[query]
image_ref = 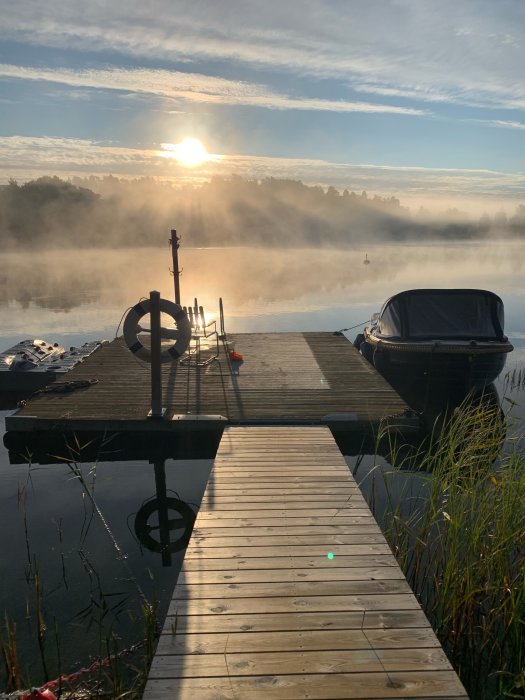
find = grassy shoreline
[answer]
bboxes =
[368,397,525,698]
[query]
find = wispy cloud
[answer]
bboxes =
[482,119,525,131]
[0,135,156,172]
[352,83,454,104]
[1,0,524,110]
[0,63,424,115]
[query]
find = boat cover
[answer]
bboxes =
[373,289,506,341]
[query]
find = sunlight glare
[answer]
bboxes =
[161,138,210,167]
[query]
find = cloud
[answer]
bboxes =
[482,119,525,131]
[352,83,454,104]
[2,134,524,213]
[0,63,424,115]
[0,135,158,173]
[1,0,524,110]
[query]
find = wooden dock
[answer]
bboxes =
[143,426,467,700]
[4,333,418,448]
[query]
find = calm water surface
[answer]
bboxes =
[1,242,524,686]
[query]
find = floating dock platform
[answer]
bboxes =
[4,332,419,457]
[143,426,467,699]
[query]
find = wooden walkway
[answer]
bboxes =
[5,333,418,439]
[143,426,467,700]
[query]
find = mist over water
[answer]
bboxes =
[1,241,525,339]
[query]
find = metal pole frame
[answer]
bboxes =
[169,229,181,306]
[148,290,166,418]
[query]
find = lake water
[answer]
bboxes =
[1,242,524,689]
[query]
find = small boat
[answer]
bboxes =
[0,338,106,391]
[355,289,513,391]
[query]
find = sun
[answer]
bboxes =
[161,137,209,167]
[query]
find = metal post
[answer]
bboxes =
[169,229,181,305]
[149,290,165,418]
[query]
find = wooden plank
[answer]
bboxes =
[198,494,363,504]
[211,461,348,466]
[193,509,374,518]
[184,544,393,557]
[188,533,387,547]
[143,671,466,699]
[163,609,433,635]
[144,426,467,700]
[192,524,382,537]
[155,626,442,655]
[187,515,379,527]
[204,474,359,482]
[179,555,401,571]
[169,593,421,616]
[196,500,370,511]
[173,579,411,600]
[199,487,360,494]
[197,501,369,512]
[148,647,454,677]
[176,566,405,584]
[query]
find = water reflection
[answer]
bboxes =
[504,366,525,393]
[134,460,197,567]
[381,368,504,433]
[4,429,222,464]
[380,378,506,472]
[0,434,212,687]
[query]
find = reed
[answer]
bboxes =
[1,586,159,698]
[1,444,162,698]
[370,396,525,698]
[0,612,23,692]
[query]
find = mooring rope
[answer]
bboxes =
[0,641,144,699]
[334,319,371,334]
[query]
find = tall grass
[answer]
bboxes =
[373,397,525,698]
[1,554,160,699]
[1,443,162,698]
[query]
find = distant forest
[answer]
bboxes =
[1,175,524,248]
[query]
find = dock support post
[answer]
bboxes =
[149,290,165,418]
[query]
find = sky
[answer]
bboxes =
[0,0,524,214]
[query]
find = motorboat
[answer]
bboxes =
[355,289,513,391]
[0,338,105,391]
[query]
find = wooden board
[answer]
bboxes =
[144,673,468,699]
[143,426,467,699]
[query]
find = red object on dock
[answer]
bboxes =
[228,349,243,361]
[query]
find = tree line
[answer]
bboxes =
[0,175,524,248]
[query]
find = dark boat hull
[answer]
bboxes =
[360,338,509,391]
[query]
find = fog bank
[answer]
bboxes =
[2,176,524,250]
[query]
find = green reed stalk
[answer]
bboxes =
[373,396,525,698]
[1,439,162,699]
[33,561,50,682]
[0,613,23,691]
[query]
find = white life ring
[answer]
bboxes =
[123,299,191,363]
